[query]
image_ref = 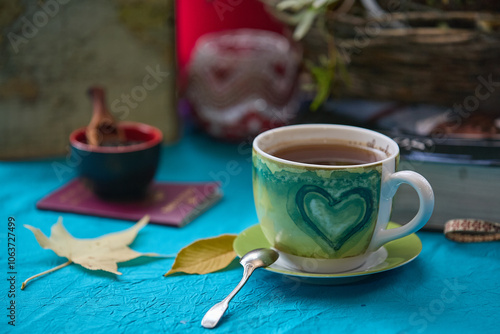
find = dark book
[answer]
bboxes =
[37,179,222,227]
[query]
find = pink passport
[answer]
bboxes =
[36,179,222,227]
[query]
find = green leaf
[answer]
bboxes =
[164,235,237,276]
[293,9,317,40]
[309,64,334,110]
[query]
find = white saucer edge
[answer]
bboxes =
[269,247,389,276]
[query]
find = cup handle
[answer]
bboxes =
[368,170,434,252]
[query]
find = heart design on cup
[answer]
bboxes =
[288,185,373,254]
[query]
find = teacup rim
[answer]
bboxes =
[253,124,399,169]
[69,121,163,154]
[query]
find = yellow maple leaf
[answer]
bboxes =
[22,215,160,289]
[164,234,237,276]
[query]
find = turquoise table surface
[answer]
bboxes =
[1,126,499,334]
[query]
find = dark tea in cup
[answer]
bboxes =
[269,142,384,166]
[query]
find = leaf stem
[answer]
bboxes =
[21,260,72,290]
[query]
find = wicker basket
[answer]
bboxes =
[302,8,500,107]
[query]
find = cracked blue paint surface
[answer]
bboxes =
[1,126,498,334]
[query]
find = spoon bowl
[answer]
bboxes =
[240,248,280,269]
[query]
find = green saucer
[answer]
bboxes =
[233,222,422,285]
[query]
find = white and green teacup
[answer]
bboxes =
[252,124,434,273]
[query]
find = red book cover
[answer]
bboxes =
[37,179,222,227]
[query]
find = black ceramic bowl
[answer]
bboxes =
[69,122,162,199]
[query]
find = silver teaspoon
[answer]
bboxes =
[201,248,279,329]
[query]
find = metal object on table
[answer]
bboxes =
[201,248,279,329]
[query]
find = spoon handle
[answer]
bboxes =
[201,264,255,329]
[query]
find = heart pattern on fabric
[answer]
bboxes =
[287,185,373,254]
